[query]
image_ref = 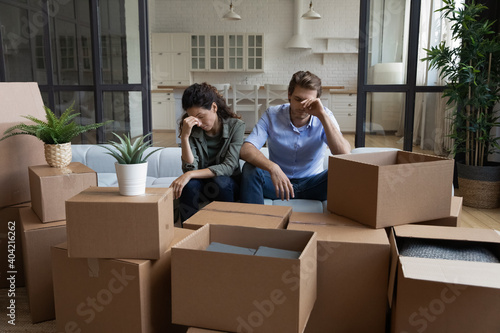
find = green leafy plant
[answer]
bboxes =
[101,132,162,164]
[422,0,500,166]
[0,102,111,144]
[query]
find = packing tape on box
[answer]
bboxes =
[87,258,100,277]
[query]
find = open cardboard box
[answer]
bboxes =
[287,223,390,333]
[327,151,454,228]
[0,82,46,208]
[388,224,500,332]
[52,227,193,333]
[183,201,292,230]
[172,224,317,333]
[29,162,97,222]
[66,187,174,259]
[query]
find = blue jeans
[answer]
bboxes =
[240,162,328,204]
[179,176,240,222]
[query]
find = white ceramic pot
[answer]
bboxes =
[115,161,148,196]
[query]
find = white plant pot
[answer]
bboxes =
[115,162,148,196]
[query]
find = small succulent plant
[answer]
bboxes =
[101,132,163,164]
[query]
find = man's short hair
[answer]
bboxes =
[288,71,322,98]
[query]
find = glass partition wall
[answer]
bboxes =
[0,0,150,143]
[356,0,461,155]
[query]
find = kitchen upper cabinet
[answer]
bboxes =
[192,33,264,72]
[151,33,190,87]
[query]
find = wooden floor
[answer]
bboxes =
[152,130,500,231]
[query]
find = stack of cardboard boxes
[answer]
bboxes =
[51,186,195,333]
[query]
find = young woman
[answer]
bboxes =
[170,82,245,222]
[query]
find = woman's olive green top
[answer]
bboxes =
[181,117,245,177]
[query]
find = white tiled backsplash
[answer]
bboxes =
[149,0,359,89]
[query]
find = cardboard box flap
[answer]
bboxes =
[388,228,400,307]
[202,201,292,218]
[394,225,500,244]
[184,210,286,229]
[396,150,450,164]
[400,256,500,289]
[66,186,171,204]
[289,212,366,228]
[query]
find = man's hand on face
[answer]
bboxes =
[300,98,325,118]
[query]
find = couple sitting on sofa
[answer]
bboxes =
[170,71,352,222]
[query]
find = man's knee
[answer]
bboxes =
[242,162,261,179]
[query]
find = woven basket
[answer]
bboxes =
[44,142,72,168]
[456,162,500,209]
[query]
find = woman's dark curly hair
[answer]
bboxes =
[178,82,240,137]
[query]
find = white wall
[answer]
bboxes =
[150,0,360,89]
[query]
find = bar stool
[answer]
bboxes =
[212,83,231,107]
[232,83,261,133]
[264,84,289,110]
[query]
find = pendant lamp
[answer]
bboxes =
[223,1,241,21]
[302,1,321,20]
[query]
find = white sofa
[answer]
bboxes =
[71,144,334,213]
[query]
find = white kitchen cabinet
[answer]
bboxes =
[191,33,264,72]
[151,33,190,87]
[330,93,356,132]
[152,92,175,130]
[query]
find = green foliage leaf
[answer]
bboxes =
[100,132,163,164]
[0,101,112,144]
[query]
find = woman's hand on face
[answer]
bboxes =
[169,172,192,199]
[181,116,200,138]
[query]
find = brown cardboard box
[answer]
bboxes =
[287,223,390,333]
[29,162,97,223]
[415,196,463,227]
[183,201,292,230]
[0,82,46,208]
[389,225,500,333]
[66,187,174,259]
[288,211,367,228]
[172,224,317,333]
[19,207,66,323]
[187,329,227,333]
[0,203,28,288]
[327,151,454,228]
[51,227,193,333]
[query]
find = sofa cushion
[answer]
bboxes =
[272,199,325,213]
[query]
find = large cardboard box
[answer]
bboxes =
[389,225,500,333]
[0,203,28,289]
[183,201,292,230]
[29,162,97,222]
[52,227,193,333]
[172,224,317,333]
[19,207,66,323]
[66,187,174,259]
[0,82,46,208]
[287,223,390,333]
[187,329,227,333]
[327,151,454,228]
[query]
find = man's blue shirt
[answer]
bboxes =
[245,104,342,179]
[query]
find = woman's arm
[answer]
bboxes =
[170,168,216,199]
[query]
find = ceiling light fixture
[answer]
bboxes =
[302,1,321,20]
[223,1,241,21]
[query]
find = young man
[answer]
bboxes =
[240,71,351,204]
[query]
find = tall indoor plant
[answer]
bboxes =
[0,102,110,168]
[423,0,500,208]
[101,132,162,196]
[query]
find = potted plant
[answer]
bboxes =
[423,0,500,208]
[101,132,162,196]
[0,102,110,168]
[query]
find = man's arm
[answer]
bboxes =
[240,142,295,200]
[317,111,351,155]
